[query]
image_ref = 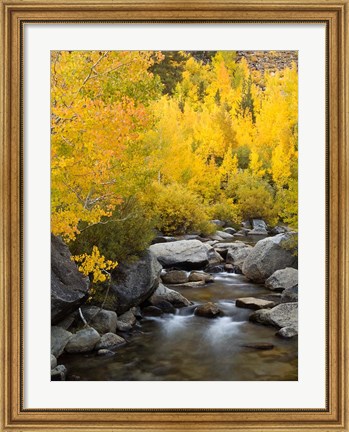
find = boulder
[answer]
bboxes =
[276,327,298,338]
[98,250,161,314]
[188,271,213,283]
[207,248,224,266]
[209,234,224,241]
[65,327,100,353]
[248,218,268,235]
[161,270,188,285]
[149,283,191,308]
[226,242,253,272]
[224,263,237,273]
[216,230,235,240]
[205,264,225,273]
[152,300,176,314]
[51,234,90,324]
[270,226,288,235]
[118,310,137,327]
[249,303,298,330]
[223,227,236,235]
[235,297,276,310]
[151,236,177,245]
[51,365,67,381]
[54,313,76,331]
[80,306,117,334]
[242,232,298,283]
[281,285,298,303]
[95,332,126,349]
[51,326,72,358]
[149,240,215,270]
[213,242,238,258]
[51,354,57,370]
[142,305,163,317]
[265,268,298,291]
[194,302,223,318]
[241,220,252,229]
[115,321,133,332]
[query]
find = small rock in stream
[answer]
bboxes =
[241,343,274,350]
[235,297,276,310]
[194,302,224,318]
[142,306,163,317]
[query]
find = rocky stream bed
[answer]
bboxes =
[51,219,298,381]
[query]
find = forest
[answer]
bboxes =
[51,50,298,279]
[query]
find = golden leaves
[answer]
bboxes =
[72,246,117,283]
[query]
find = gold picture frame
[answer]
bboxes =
[1,0,348,430]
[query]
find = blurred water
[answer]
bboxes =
[60,273,298,381]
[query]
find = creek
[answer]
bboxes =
[61,272,298,381]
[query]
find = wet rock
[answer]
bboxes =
[142,306,163,317]
[204,264,225,273]
[161,270,188,284]
[97,349,116,356]
[170,281,206,288]
[80,306,117,334]
[241,343,274,350]
[51,234,90,324]
[65,327,100,353]
[249,303,298,330]
[149,239,214,270]
[276,327,298,338]
[188,271,213,283]
[281,285,298,303]
[51,326,72,358]
[235,297,276,310]
[151,300,176,314]
[194,302,224,318]
[224,263,240,273]
[242,232,298,283]
[149,283,191,307]
[51,354,57,370]
[95,332,126,349]
[265,268,298,291]
[51,365,67,381]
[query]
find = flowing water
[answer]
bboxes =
[61,273,298,381]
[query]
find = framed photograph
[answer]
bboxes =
[1,0,348,431]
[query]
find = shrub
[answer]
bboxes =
[69,198,155,264]
[208,199,241,227]
[226,171,278,225]
[143,182,215,235]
